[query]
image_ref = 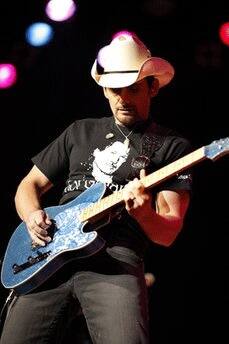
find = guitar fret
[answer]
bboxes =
[81,191,123,222]
[142,147,205,188]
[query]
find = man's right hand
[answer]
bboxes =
[25,209,52,246]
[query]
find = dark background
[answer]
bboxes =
[0,1,228,343]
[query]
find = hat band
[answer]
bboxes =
[102,70,138,75]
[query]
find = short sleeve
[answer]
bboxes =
[31,123,75,184]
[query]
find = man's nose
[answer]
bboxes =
[117,88,131,103]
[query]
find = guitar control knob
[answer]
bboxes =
[28,256,35,264]
[12,264,21,274]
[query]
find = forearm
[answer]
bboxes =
[137,210,183,247]
[15,179,43,221]
[123,170,189,246]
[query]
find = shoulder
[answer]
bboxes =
[152,122,191,146]
[69,115,113,130]
[146,122,192,164]
[145,122,191,154]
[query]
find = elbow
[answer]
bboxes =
[161,237,177,247]
[156,237,176,247]
[154,220,184,247]
[156,233,179,247]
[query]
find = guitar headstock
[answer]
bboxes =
[204,137,229,161]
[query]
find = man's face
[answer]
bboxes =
[93,142,129,175]
[103,78,154,126]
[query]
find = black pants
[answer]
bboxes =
[0,247,149,344]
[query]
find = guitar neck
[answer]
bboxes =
[80,147,205,222]
[142,147,205,188]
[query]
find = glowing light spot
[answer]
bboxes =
[219,22,229,47]
[0,64,17,89]
[45,0,77,22]
[25,22,54,47]
[112,31,133,40]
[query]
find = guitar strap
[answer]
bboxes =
[131,122,171,177]
[0,289,17,330]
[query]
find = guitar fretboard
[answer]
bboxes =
[80,147,205,222]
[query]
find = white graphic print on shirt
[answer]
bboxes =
[92,141,130,184]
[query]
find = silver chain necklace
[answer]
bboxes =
[114,122,135,147]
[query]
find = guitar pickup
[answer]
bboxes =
[12,251,51,274]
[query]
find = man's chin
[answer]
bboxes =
[116,112,138,126]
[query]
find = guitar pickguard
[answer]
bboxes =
[48,202,97,256]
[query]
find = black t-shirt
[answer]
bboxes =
[32,116,192,257]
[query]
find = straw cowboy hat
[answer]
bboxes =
[91,32,175,88]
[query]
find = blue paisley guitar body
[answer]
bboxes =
[1,183,107,295]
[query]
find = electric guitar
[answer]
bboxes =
[1,137,228,295]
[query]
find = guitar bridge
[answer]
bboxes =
[12,251,51,274]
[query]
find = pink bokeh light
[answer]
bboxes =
[112,30,133,40]
[0,64,17,89]
[45,0,77,22]
[219,22,229,47]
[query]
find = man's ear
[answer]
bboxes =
[151,78,159,97]
[103,87,109,99]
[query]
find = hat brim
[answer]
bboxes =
[91,57,175,88]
